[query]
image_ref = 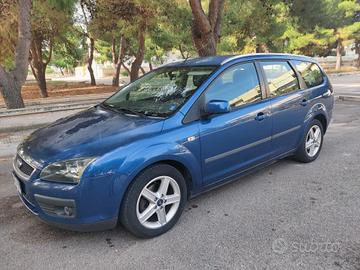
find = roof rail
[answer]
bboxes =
[220,53,309,65]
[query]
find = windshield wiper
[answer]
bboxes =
[114,108,146,116]
[101,103,165,118]
[101,103,143,116]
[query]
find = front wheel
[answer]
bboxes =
[120,164,187,238]
[294,119,324,163]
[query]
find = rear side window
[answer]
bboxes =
[293,61,324,88]
[260,61,300,97]
[205,62,262,108]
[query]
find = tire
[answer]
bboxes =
[294,119,324,163]
[120,164,187,238]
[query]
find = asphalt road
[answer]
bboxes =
[0,99,360,270]
[329,72,360,96]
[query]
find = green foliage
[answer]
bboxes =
[0,0,17,69]
[218,0,289,54]
[94,40,112,63]
[50,27,85,69]
[284,0,360,56]
[2,0,360,78]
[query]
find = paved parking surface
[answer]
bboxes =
[330,72,360,96]
[0,100,360,270]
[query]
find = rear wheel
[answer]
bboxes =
[120,164,187,238]
[294,119,324,163]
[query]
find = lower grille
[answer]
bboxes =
[13,154,35,180]
[16,155,34,175]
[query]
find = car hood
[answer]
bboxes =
[21,105,164,166]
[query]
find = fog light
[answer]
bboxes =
[64,206,73,216]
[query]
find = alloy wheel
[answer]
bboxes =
[136,176,181,229]
[305,125,322,157]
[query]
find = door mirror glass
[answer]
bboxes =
[204,100,230,115]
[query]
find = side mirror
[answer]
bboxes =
[204,100,230,116]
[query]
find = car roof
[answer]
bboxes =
[163,53,316,67]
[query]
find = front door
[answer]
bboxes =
[199,62,272,186]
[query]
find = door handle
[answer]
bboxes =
[300,99,308,106]
[322,89,332,97]
[255,112,266,121]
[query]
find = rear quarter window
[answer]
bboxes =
[293,61,324,88]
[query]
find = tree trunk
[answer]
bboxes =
[121,63,131,74]
[179,44,188,59]
[355,40,360,68]
[0,0,32,109]
[112,36,126,86]
[0,68,25,109]
[29,37,49,98]
[189,0,224,56]
[191,27,216,56]
[256,43,270,53]
[111,37,117,69]
[130,24,145,82]
[335,39,343,71]
[87,37,96,86]
[36,68,47,97]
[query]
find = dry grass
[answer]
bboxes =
[0,81,117,104]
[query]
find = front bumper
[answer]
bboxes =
[13,169,121,232]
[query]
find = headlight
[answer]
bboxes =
[40,157,96,184]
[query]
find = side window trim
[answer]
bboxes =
[254,61,269,99]
[258,59,302,99]
[288,60,307,89]
[182,60,265,124]
[291,60,325,89]
[203,61,264,110]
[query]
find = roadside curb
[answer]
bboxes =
[328,71,360,77]
[337,95,360,102]
[0,124,45,134]
[0,102,95,117]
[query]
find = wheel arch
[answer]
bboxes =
[305,102,329,134]
[117,153,199,214]
[313,113,328,133]
[154,160,193,199]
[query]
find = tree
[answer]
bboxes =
[29,0,76,97]
[89,0,137,86]
[94,0,165,82]
[287,0,360,70]
[152,1,195,59]
[79,0,97,85]
[217,0,288,54]
[0,0,32,109]
[111,35,126,86]
[281,24,336,56]
[50,27,85,75]
[335,21,360,69]
[354,0,360,67]
[332,1,360,70]
[189,0,225,56]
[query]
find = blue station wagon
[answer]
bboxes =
[13,54,334,237]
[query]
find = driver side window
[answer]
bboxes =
[205,63,262,108]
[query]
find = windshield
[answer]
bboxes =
[103,66,216,117]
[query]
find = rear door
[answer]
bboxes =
[259,60,308,156]
[199,62,273,186]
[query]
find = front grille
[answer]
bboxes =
[14,154,35,180]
